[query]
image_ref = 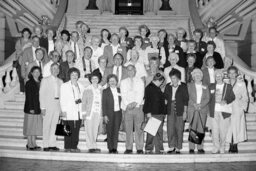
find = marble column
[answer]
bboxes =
[159,0,172,11]
[0,12,5,65]
[251,15,256,70]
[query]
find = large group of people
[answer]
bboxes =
[18,20,248,154]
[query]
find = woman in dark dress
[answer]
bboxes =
[23,66,43,150]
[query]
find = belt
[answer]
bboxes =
[54,97,59,100]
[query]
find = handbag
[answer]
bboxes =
[188,111,205,144]
[55,119,72,136]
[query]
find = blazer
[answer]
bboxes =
[164,82,189,116]
[24,78,41,114]
[60,81,85,120]
[58,61,70,82]
[40,37,56,53]
[202,67,215,86]
[81,85,102,117]
[101,66,128,86]
[196,41,207,55]
[209,83,235,118]
[102,87,122,117]
[187,83,210,123]
[144,82,166,115]
[39,76,63,113]
[103,44,127,67]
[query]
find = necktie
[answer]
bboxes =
[116,66,120,83]
[39,61,42,70]
[89,60,92,73]
[74,42,77,60]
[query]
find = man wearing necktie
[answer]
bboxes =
[70,31,82,61]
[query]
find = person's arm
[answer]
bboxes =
[120,80,129,110]
[160,47,166,67]
[200,86,210,108]
[180,67,186,83]
[39,78,47,115]
[143,86,152,114]
[134,80,145,107]
[25,82,35,113]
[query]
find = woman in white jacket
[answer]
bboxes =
[226,66,248,153]
[60,67,85,152]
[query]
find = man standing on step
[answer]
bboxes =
[40,63,63,152]
[120,65,145,154]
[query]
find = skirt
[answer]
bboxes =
[23,113,43,136]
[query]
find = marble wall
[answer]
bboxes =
[0,12,5,65]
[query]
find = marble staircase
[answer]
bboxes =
[65,12,190,36]
[0,93,256,163]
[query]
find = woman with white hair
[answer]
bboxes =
[90,36,103,71]
[187,68,210,154]
[145,34,166,68]
[209,69,235,154]
[164,52,185,83]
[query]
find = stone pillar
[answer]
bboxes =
[0,12,5,65]
[251,15,256,70]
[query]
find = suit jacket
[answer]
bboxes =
[103,44,127,67]
[101,66,128,86]
[164,45,184,68]
[24,78,41,114]
[59,80,85,120]
[102,87,121,117]
[40,37,56,53]
[209,83,235,118]
[81,85,102,117]
[21,46,48,79]
[58,61,70,82]
[196,41,207,55]
[187,83,210,123]
[39,76,63,113]
[202,67,215,86]
[144,82,166,115]
[164,82,189,116]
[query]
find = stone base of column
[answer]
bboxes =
[83,10,101,15]
[144,12,157,16]
[157,10,176,15]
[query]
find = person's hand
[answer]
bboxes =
[131,102,138,108]
[126,103,134,110]
[104,116,109,124]
[82,115,87,120]
[146,113,152,119]
[41,109,46,116]
[220,100,227,106]
[29,110,35,114]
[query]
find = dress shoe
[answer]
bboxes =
[109,149,113,153]
[64,149,71,152]
[167,148,176,154]
[26,145,35,151]
[175,150,181,154]
[43,147,50,151]
[71,148,81,153]
[89,149,95,153]
[94,148,101,153]
[34,146,41,150]
[112,149,118,154]
[189,149,195,154]
[198,149,205,154]
[124,149,133,154]
[137,150,144,154]
[49,147,60,151]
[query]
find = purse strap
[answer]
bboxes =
[190,110,204,131]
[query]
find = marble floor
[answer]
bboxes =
[0,158,256,171]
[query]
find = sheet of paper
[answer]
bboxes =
[144,117,162,136]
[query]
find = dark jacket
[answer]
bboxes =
[164,45,184,68]
[143,82,166,115]
[196,41,207,56]
[102,87,122,117]
[164,82,189,116]
[185,51,204,69]
[58,61,70,82]
[209,83,235,118]
[24,78,41,114]
[202,52,224,69]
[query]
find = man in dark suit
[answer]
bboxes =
[103,33,127,67]
[92,56,107,83]
[101,53,128,87]
[40,28,56,54]
[58,50,76,82]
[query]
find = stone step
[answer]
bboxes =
[3,101,24,110]
[0,118,256,130]
[0,136,255,152]
[1,146,256,163]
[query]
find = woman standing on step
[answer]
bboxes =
[23,66,43,150]
[81,72,103,153]
[226,66,248,153]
